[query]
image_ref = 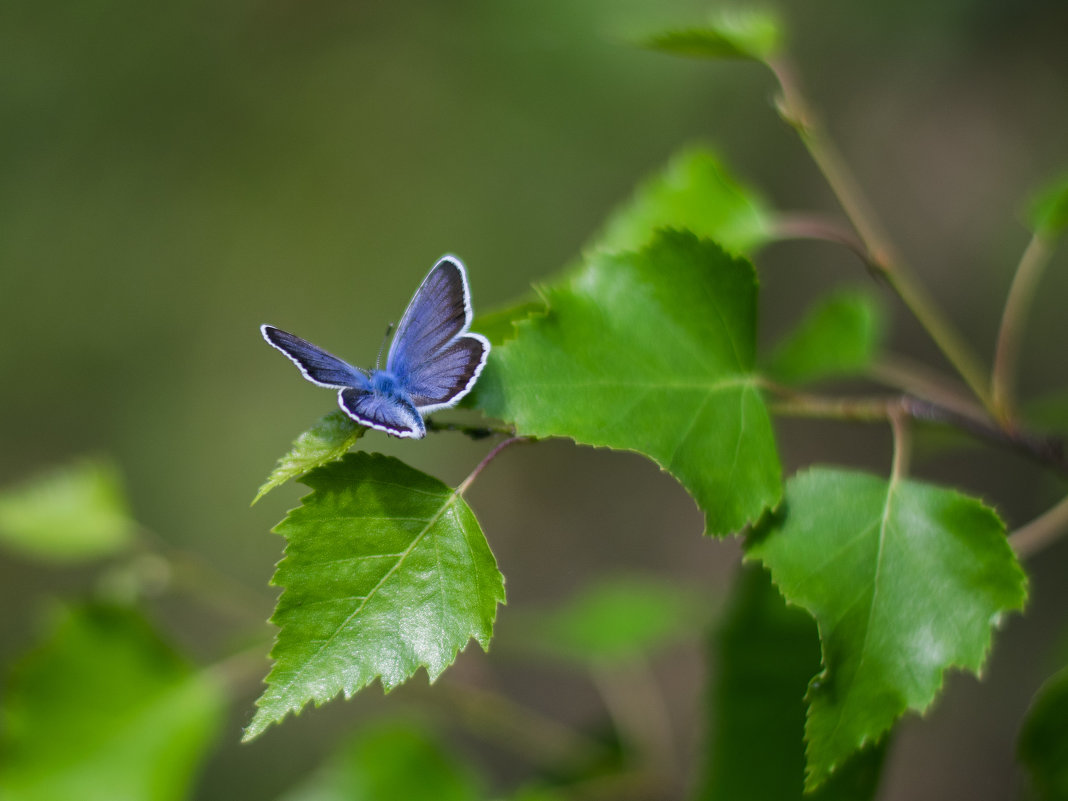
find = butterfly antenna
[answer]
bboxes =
[376,323,394,370]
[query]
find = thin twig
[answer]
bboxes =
[456,436,530,495]
[1010,494,1068,559]
[770,212,877,274]
[768,57,995,413]
[992,232,1054,424]
[888,402,911,480]
[765,384,1068,476]
[869,355,986,421]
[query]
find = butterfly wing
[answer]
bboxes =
[387,256,472,379]
[338,387,426,439]
[404,333,490,413]
[261,325,370,389]
[387,256,490,412]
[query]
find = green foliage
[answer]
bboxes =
[280,722,483,801]
[696,565,886,801]
[766,290,886,384]
[0,458,135,562]
[589,147,772,257]
[253,411,365,504]
[518,575,705,667]
[0,605,224,801]
[476,230,782,535]
[1028,173,1068,238]
[473,299,546,348]
[1019,666,1068,801]
[244,452,505,741]
[747,468,1028,790]
[640,9,783,64]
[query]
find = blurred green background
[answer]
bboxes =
[2,1,1067,798]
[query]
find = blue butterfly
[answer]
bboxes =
[262,256,490,439]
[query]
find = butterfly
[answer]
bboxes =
[262,256,490,439]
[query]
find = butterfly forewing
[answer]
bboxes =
[387,257,471,379]
[262,254,489,439]
[405,334,490,412]
[261,326,370,389]
[338,388,425,438]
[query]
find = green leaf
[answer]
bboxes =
[280,721,482,801]
[0,458,135,562]
[765,290,886,384]
[0,605,224,801]
[253,411,365,504]
[1019,666,1068,801]
[518,575,705,667]
[589,147,773,257]
[640,9,783,64]
[1028,173,1068,238]
[746,467,1027,790]
[695,564,886,801]
[476,230,782,535]
[473,298,546,347]
[244,452,505,740]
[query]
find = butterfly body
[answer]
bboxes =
[262,256,489,439]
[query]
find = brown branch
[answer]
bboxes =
[767,385,1068,477]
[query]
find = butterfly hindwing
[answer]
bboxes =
[404,333,490,412]
[261,325,370,389]
[338,387,425,438]
[387,256,471,380]
[262,254,489,439]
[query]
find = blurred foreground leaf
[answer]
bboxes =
[0,458,135,562]
[253,411,365,505]
[695,564,886,801]
[519,575,704,667]
[1019,666,1068,801]
[245,453,505,740]
[640,9,782,64]
[1028,173,1068,238]
[280,722,482,801]
[765,290,885,384]
[476,230,782,535]
[589,147,772,257]
[0,605,224,801]
[747,468,1027,790]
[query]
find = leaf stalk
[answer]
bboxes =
[991,232,1054,424]
[769,57,995,413]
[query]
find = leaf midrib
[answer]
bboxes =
[820,475,897,750]
[272,488,462,699]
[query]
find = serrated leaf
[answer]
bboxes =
[244,452,505,740]
[280,721,482,801]
[746,467,1027,791]
[0,458,135,562]
[1028,173,1068,238]
[1019,666,1068,801]
[473,298,546,347]
[0,605,224,801]
[589,147,773,257]
[765,290,886,384]
[519,575,705,667]
[640,9,782,64]
[253,411,365,504]
[695,564,886,801]
[475,230,782,535]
